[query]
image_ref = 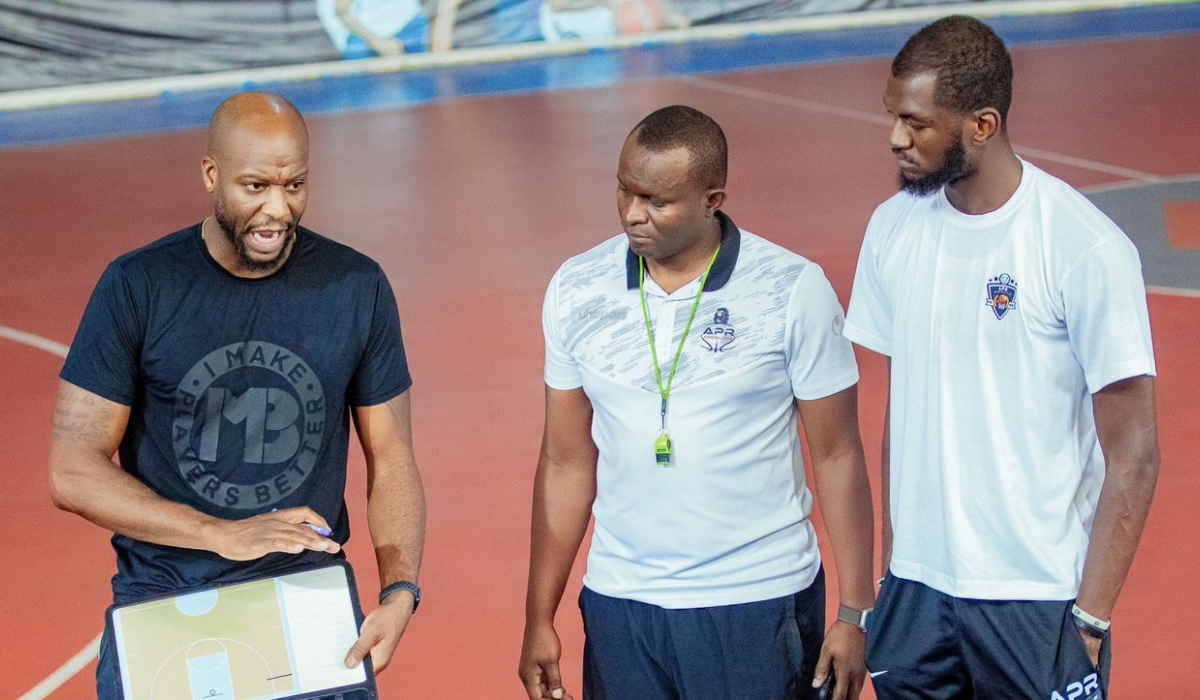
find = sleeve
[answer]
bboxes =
[60,261,145,406]
[1061,237,1156,393]
[786,262,859,401]
[347,266,413,407]
[843,212,893,356]
[542,268,583,390]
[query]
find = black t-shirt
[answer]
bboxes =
[61,224,412,602]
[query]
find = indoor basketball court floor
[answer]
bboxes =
[2,3,1198,698]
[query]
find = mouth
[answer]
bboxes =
[244,226,290,256]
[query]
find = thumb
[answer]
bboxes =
[544,661,566,699]
[344,628,378,669]
[811,645,833,688]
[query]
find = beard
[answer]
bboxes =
[898,136,969,198]
[214,201,296,274]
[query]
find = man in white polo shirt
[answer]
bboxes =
[844,16,1160,700]
[519,105,876,700]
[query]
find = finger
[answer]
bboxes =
[850,672,865,700]
[273,505,325,526]
[518,665,544,700]
[345,628,381,669]
[369,639,395,674]
[541,659,566,699]
[811,644,833,688]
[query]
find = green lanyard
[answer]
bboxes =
[639,246,720,465]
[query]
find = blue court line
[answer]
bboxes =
[1,2,1198,150]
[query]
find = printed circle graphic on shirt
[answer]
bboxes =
[172,341,327,510]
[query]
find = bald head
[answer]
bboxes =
[207,92,308,162]
[201,92,310,278]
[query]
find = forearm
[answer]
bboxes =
[51,444,226,548]
[1075,454,1158,618]
[813,453,875,610]
[525,458,595,626]
[50,382,226,550]
[1076,375,1160,619]
[367,454,426,587]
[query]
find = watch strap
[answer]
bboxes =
[379,580,421,613]
[837,603,871,631]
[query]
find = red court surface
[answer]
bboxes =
[2,30,1199,699]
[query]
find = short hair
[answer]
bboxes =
[892,15,1013,122]
[631,105,727,189]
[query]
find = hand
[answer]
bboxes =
[1077,628,1103,668]
[344,591,415,674]
[519,622,572,700]
[811,621,866,700]
[210,507,340,561]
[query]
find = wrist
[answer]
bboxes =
[1070,603,1110,639]
[836,603,872,632]
[379,580,420,613]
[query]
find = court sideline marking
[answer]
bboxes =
[0,326,97,700]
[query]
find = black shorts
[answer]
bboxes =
[579,567,826,700]
[866,573,1111,700]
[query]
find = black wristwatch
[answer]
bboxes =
[379,580,421,613]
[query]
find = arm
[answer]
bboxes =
[1074,374,1160,664]
[344,390,426,674]
[518,386,598,700]
[49,380,339,559]
[336,0,405,55]
[798,385,875,700]
[431,0,459,51]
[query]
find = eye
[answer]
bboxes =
[287,181,305,192]
[246,182,267,192]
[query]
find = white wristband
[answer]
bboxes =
[1071,603,1111,631]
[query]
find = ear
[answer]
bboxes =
[201,156,217,193]
[967,107,1003,146]
[705,187,726,214]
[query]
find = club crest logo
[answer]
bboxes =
[700,307,736,352]
[985,273,1018,320]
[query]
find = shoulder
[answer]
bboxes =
[1021,163,1137,254]
[735,230,825,286]
[99,225,201,291]
[109,225,199,269]
[550,233,627,288]
[296,227,385,272]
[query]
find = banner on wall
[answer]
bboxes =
[0,0,986,92]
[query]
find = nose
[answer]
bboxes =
[620,194,648,226]
[261,185,289,221]
[888,118,911,152]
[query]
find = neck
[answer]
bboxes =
[644,220,722,295]
[945,148,1023,216]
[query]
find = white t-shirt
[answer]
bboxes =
[844,160,1156,600]
[544,217,858,608]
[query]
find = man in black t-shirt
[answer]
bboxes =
[49,92,426,699]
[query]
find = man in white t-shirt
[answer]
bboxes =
[844,16,1160,700]
[519,105,876,700]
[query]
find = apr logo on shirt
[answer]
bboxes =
[700,307,736,352]
[985,273,1018,320]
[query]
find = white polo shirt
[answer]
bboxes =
[844,160,1156,600]
[544,214,858,608]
